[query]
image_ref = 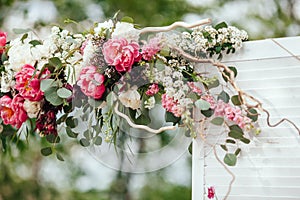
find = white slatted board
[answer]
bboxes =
[193,36,300,200]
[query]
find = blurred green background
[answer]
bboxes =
[0,0,299,199]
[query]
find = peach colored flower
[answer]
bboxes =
[102,38,141,72]
[0,95,28,128]
[77,66,105,99]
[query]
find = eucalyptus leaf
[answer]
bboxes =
[56,153,65,161]
[29,40,42,46]
[218,91,230,103]
[94,136,102,145]
[195,99,211,111]
[40,79,56,92]
[247,108,258,122]
[41,147,52,156]
[13,28,31,34]
[222,66,238,82]
[220,144,228,151]
[229,124,243,133]
[241,137,251,144]
[46,134,60,143]
[228,130,244,139]
[226,139,236,144]
[231,95,242,106]
[80,138,90,147]
[49,57,62,69]
[66,127,78,138]
[201,109,214,118]
[45,87,64,106]
[66,117,78,128]
[211,117,224,126]
[235,148,241,156]
[57,87,72,99]
[224,153,237,166]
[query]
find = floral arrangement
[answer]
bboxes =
[0,14,299,170]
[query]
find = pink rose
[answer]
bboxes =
[102,38,141,72]
[0,31,7,54]
[77,66,105,99]
[15,64,50,101]
[0,95,28,128]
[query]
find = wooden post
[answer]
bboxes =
[192,137,205,200]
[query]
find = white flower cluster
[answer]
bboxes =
[152,65,192,108]
[166,25,248,56]
[3,26,84,87]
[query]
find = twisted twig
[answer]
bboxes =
[114,102,176,134]
[139,19,211,35]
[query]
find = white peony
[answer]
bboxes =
[112,22,140,42]
[0,70,15,93]
[119,88,141,110]
[23,100,42,118]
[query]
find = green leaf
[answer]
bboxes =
[84,130,92,140]
[21,33,28,43]
[206,79,219,89]
[188,142,193,155]
[56,153,65,161]
[46,134,60,143]
[220,144,228,151]
[231,95,242,106]
[241,137,251,144]
[228,130,244,139]
[235,148,241,156]
[226,139,236,144]
[222,66,238,82]
[13,28,31,34]
[41,147,52,156]
[94,136,102,145]
[218,91,230,103]
[201,109,214,118]
[229,124,243,133]
[215,21,228,30]
[29,40,42,46]
[44,87,64,106]
[66,117,78,129]
[49,57,62,69]
[165,111,181,125]
[247,108,258,122]
[155,60,165,71]
[121,16,134,23]
[88,98,103,108]
[57,87,72,99]
[80,138,90,147]
[66,127,78,138]
[195,99,211,111]
[215,46,222,53]
[211,117,224,126]
[40,79,56,92]
[224,153,237,166]
[134,113,151,125]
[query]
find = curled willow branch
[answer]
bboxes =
[263,108,300,134]
[114,102,176,134]
[139,18,212,35]
[172,47,300,135]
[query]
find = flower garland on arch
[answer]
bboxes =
[0,14,299,167]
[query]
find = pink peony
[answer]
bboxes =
[14,64,50,101]
[0,31,7,54]
[77,66,105,99]
[145,84,159,96]
[141,37,161,61]
[0,95,28,128]
[102,38,141,72]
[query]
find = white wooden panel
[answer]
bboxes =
[202,36,300,199]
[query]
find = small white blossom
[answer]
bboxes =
[0,70,15,93]
[144,96,156,109]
